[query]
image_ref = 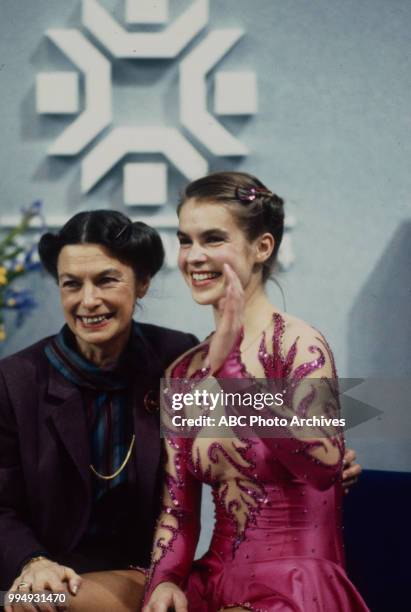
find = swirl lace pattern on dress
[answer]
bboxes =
[208,440,266,554]
[146,437,186,586]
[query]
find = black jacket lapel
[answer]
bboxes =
[46,364,91,490]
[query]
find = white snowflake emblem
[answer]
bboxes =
[35,0,258,207]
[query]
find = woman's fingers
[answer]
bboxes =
[342,447,362,493]
[223,264,243,306]
[35,599,58,612]
[207,264,245,372]
[220,264,244,331]
[143,601,168,611]
[143,583,188,612]
[63,567,82,595]
[343,463,362,481]
[5,577,36,612]
[343,447,356,466]
[5,583,37,612]
[28,572,63,612]
[173,589,188,612]
[343,450,361,476]
[144,593,187,612]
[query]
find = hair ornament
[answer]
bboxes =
[114,222,132,241]
[235,186,273,203]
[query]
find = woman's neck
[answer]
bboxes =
[243,289,277,341]
[76,328,131,368]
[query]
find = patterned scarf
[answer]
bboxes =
[45,324,139,500]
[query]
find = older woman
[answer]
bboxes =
[0,210,197,611]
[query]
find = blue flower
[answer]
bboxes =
[21,200,42,218]
[23,243,42,271]
[21,201,46,230]
[4,288,37,326]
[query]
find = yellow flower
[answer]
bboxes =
[0,266,7,286]
[6,298,16,307]
[14,263,24,273]
[0,326,6,342]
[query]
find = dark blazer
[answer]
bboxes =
[0,323,197,589]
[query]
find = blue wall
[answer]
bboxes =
[0,0,410,473]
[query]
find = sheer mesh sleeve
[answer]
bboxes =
[143,435,201,603]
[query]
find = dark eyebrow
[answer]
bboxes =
[58,268,122,281]
[58,273,79,281]
[96,268,122,277]
[176,229,229,239]
[201,229,229,239]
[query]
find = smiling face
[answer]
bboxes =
[177,199,264,306]
[57,243,147,359]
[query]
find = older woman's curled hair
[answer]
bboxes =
[39,210,164,282]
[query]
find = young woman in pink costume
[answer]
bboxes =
[143,172,368,612]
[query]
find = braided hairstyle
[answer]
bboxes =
[178,171,284,282]
[38,210,164,282]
